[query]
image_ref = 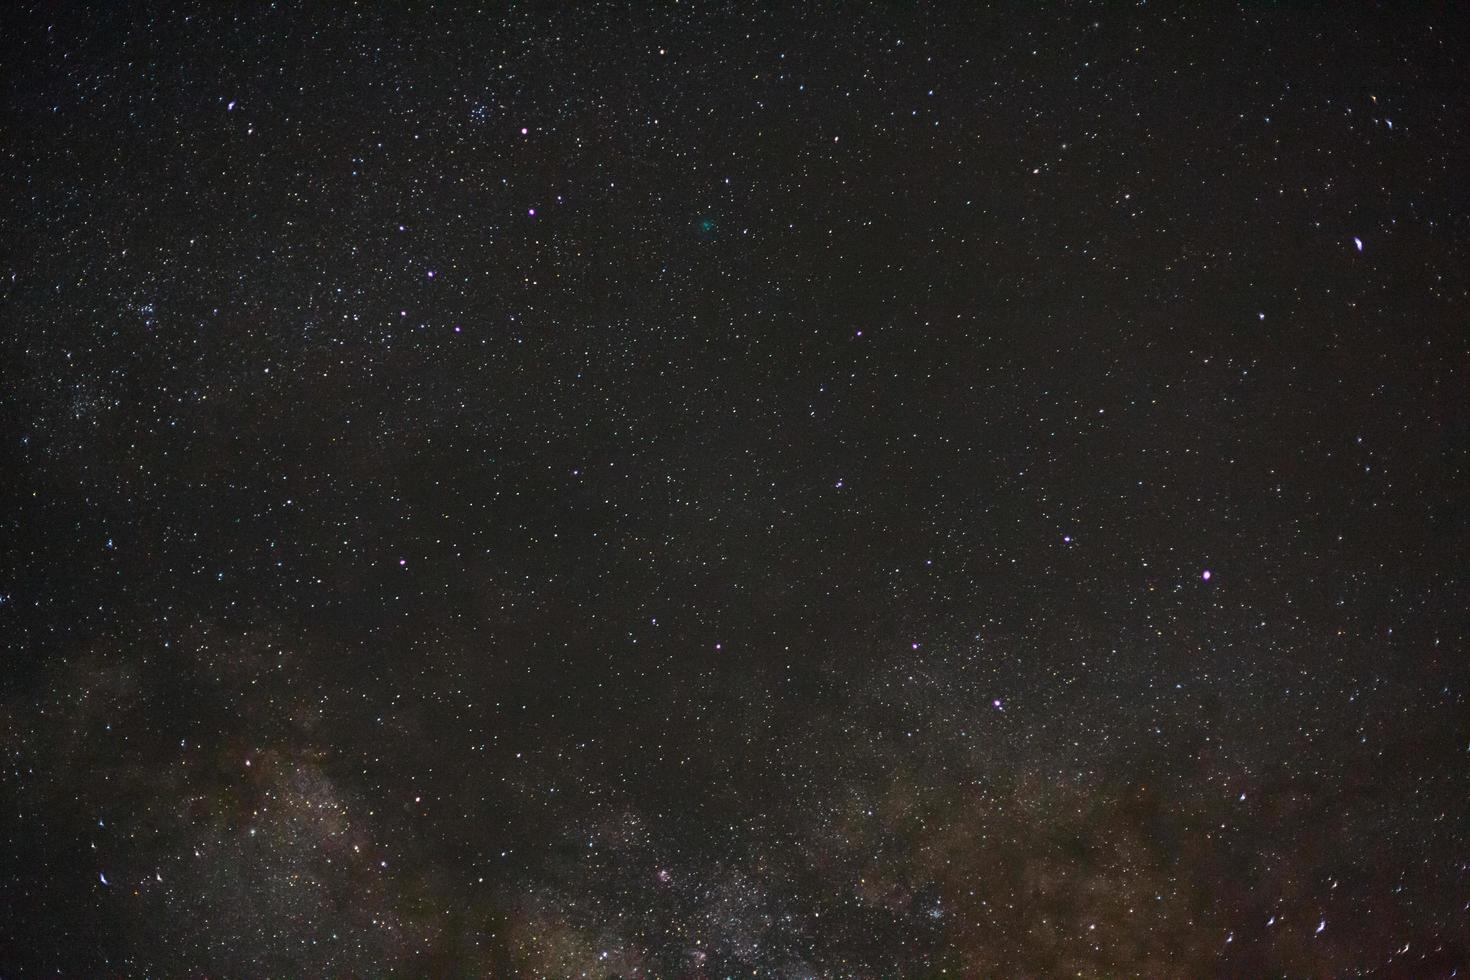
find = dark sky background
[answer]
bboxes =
[3,3,1468,976]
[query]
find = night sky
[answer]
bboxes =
[4,3,1469,976]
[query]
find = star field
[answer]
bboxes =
[3,3,1469,976]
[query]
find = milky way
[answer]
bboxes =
[4,4,1469,976]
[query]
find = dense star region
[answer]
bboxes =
[3,4,1469,976]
